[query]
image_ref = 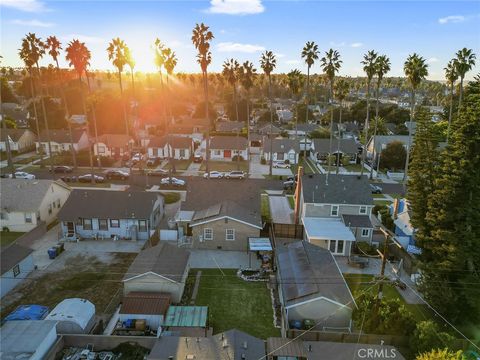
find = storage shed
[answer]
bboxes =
[119,292,171,329]
[45,298,95,334]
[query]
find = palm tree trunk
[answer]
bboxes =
[234,84,239,122]
[369,84,380,179]
[36,64,55,175]
[119,72,129,137]
[305,66,310,125]
[403,89,415,187]
[458,76,464,112]
[79,74,95,184]
[204,70,211,174]
[86,73,101,169]
[268,75,273,176]
[246,92,250,175]
[326,82,334,183]
[336,103,342,175]
[447,83,454,145]
[29,72,44,165]
[360,82,370,177]
[1,97,15,178]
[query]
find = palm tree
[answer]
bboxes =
[222,58,240,122]
[360,50,378,176]
[301,41,319,125]
[454,48,476,109]
[403,53,428,185]
[444,60,458,144]
[260,50,277,176]
[65,39,96,183]
[164,47,178,173]
[125,46,135,95]
[287,69,304,152]
[320,49,342,181]
[370,54,390,179]
[334,78,350,174]
[240,61,257,175]
[192,23,214,173]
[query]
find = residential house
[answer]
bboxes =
[209,136,248,161]
[256,123,282,137]
[298,174,375,255]
[57,190,164,241]
[262,138,300,164]
[170,118,209,143]
[334,122,360,139]
[93,134,134,159]
[123,242,190,302]
[276,241,355,331]
[147,135,193,160]
[119,292,171,330]
[215,120,245,133]
[0,179,71,232]
[0,128,36,153]
[1,244,34,298]
[1,103,29,128]
[366,135,410,164]
[391,198,420,254]
[276,108,293,123]
[310,138,359,164]
[36,129,89,155]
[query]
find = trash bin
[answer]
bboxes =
[303,319,315,329]
[289,320,302,330]
[47,248,57,259]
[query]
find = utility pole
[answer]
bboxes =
[377,227,390,299]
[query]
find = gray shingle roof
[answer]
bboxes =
[38,129,86,143]
[263,138,300,153]
[216,121,245,132]
[342,214,373,228]
[148,135,193,149]
[257,123,282,135]
[96,134,133,148]
[312,138,359,154]
[123,242,189,282]
[190,200,262,228]
[1,244,33,275]
[0,129,32,142]
[210,136,247,150]
[57,190,160,220]
[301,174,374,205]
[369,135,410,154]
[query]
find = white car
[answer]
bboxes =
[203,171,224,179]
[273,160,290,169]
[10,171,36,179]
[160,177,186,186]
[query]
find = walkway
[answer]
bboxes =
[183,162,202,176]
[269,195,294,224]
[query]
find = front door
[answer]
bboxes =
[224,150,232,158]
[66,221,75,236]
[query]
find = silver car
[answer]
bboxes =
[225,171,246,179]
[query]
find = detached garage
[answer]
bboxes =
[45,298,95,334]
[119,292,171,330]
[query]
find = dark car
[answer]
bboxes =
[50,166,73,173]
[145,168,168,177]
[283,179,296,190]
[104,169,129,180]
[370,184,383,194]
[78,174,105,183]
[60,175,78,182]
[193,155,203,163]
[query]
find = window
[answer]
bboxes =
[204,228,213,240]
[361,228,370,237]
[57,199,61,208]
[214,150,222,156]
[226,229,235,241]
[179,149,185,158]
[98,145,106,154]
[83,218,92,230]
[329,240,336,252]
[36,212,40,221]
[331,205,339,216]
[110,219,120,228]
[138,220,147,232]
[13,265,20,277]
[359,206,367,215]
[337,240,344,254]
[0,212,8,220]
[25,213,32,223]
[99,219,108,231]
[48,204,52,214]
[329,240,346,255]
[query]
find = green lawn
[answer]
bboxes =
[14,155,42,165]
[0,232,25,248]
[261,194,271,222]
[199,161,248,172]
[343,164,364,172]
[287,195,295,209]
[193,269,280,339]
[372,194,386,198]
[67,182,110,188]
[373,199,392,206]
[166,159,192,171]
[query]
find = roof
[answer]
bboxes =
[257,123,282,134]
[369,135,410,153]
[342,214,373,228]
[123,242,190,283]
[210,135,247,150]
[263,138,300,153]
[1,179,70,213]
[96,134,133,147]
[4,305,49,321]
[45,298,95,330]
[190,200,262,229]
[296,123,319,133]
[120,292,171,315]
[249,237,272,251]
[0,320,57,358]
[302,217,356,242]
[38,128,86,143]
[148,135,193,149]
[164,306,208,327]
[0,128,33,142]
[301,174,374,205]
[276,241,355,308]
[312,138,359,154]
[216,120,245,132]
[1,244,33,275]
[1,103,28,123]
[57,189,160,220]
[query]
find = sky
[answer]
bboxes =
[1,0,479,80]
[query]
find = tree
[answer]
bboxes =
[444,60,458,144]
[416,349,463,360]
[192,23,214,173]
[403,53,428,185]
[222,58,240,121]
[239,61,257,175]
[301,41,319,123]
[260,50,277,176]
[454,48,476,109]
[309,127,330,139]
[1,77,17,103]
[334,78,350,173]
[380,141,407,170]
[410,320,455,356]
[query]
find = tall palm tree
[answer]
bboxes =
[444,60,458,144]
[320,49,342,181]
[287,69,304,153]
[301,41,319,125]
[65,39,95,183]
[403,53,428,185]
[370,54,390,179]
[334,78,350,174]
[125,46,135,95]
[260,50,277,176]
[164,47,178,173]
[454,48,476,109]
[192,23,214,173]
[222,58,240,122]
[360,50,378,176]
[240,61,257,175]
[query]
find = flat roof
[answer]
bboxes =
[302,217,356,242]
[164,306,208,327]
[249,237,272,251]
[1,320,57,357]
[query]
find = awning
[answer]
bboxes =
[302,217,356,242]
[249,237,272,251]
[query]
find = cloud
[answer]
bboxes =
[350,42,363,48]
[329,41,346,47]
[427,57,439,63]
[217,42,265,53]
[285,60,300,65]
[274,53,285,58]
[206,0,264,15]
[438,15,465,24]
[60,34,105,44]
[0,0,49,12]
[10,19,54,27]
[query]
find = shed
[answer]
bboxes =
[45,298,95,334]
[119,292,171,329]
[4,305,49,321]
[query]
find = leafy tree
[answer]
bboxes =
[1,117,17,129]
[1,78,17,103]
[379,141,407,170]
[27,97,66,130]
[193,100,216,120]
[294,103,314,123]
[309,127,330,139]
[410,320,455,356]
[416,349,463,360]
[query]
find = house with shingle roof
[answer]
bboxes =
[35,128,89,155]
[0,128,36,153]
[262,138,300,164]
[0,179,71,232]
[209,136,248,161]
[215,120,245,133]
[147,135,193,160]
[310,138,359,164]
[1,103,29,128]
[1,243,34,298]
[93,133,134,159]
[366,135,410,164]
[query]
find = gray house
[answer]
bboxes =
[310,138,359,164]
[263,138,300,164]
[58,190,164,241]
[1,244,34,298]
[366,135,410,164]
[276,241,355,331]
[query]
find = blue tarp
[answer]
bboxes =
[4,305,49,321]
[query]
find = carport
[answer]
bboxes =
[248,237,273,269]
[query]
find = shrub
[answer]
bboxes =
[373,204,386,216]
[260,157,266,165]
[232,155,244,162]
[355,241,378,256]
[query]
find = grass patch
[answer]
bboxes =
[287,195,295,209]
[160,192,181,204]
[167,159,192,171]
[0,232,25,248]
[373,199,392,206]
[193,269,280,338]
[15,155,41,165]
[343,164,363,172]
[261,194,272,222]
[372,194,386,198]
[68,182,110,188]
[199,161,248,172]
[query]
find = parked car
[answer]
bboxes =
[273,160,290,168]
[78,174,105,183]
[145,168,168,177]
[104,169,129,180]
[50,166,73,173]
[283,179,296,190]
[160,177,186,186]
[193,155,203,163]
[225,171,246,179]
[9,171,35,179]
[60,175,78,182]
[131,153,143,164]
[203,171,224,179]
[146,157,160,167]
[287,174,298,182]
[370,184,383,194]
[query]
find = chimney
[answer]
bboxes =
[294,166,304,224]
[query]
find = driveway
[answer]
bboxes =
[269,196,294,224]
[188,249,261,269]
[183,162,202,176]
[249,154,293,178]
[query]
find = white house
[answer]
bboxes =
[0,128,37,153]
[45,298,95,334]
[147,135,193,160]
[1,244,34,298]
[0,179,72,232]
[209,136,248,161]
[93,133,134,159]
[36,129,89,155]
[262,138,300,164]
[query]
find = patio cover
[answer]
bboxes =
[302,217,355,242]
[249,237,272,251]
